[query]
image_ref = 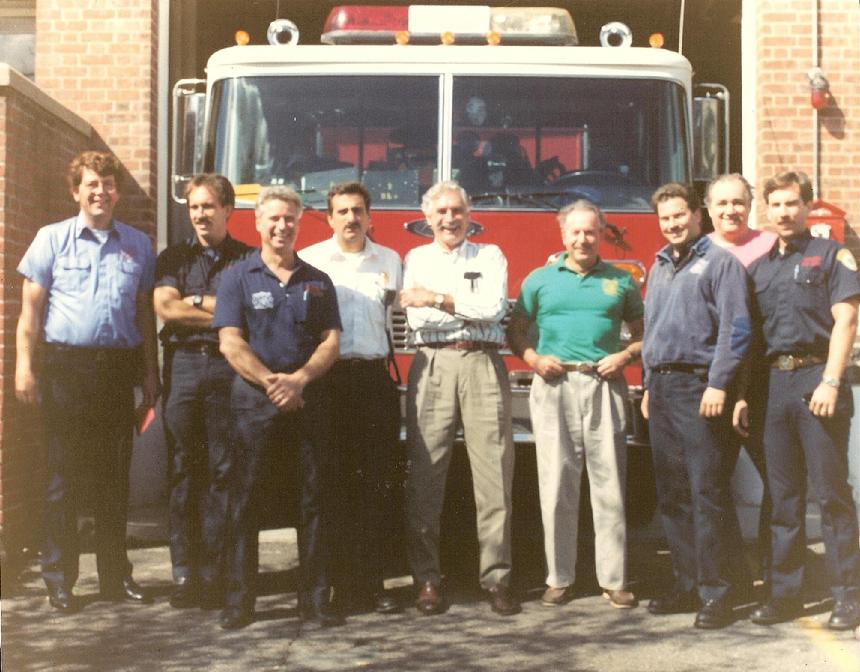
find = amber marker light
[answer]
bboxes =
[235,30,250,46]
[395,30,410,45]
[486,31,501,46]
[440,31,455,45]
[648,32,664,48]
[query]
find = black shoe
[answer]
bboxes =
[694,598,734,629]
[302,602,346,628]
[169,578,199,609]
[47,585,79,614]
[101,577,152,603]
[219,605,253,630]
[828,600,860,631]
[487,585,521,616]
[647,591,699,615]
[750,599,803,626]
[374,592,400,614]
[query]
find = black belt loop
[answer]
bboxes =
[654,363,709,375]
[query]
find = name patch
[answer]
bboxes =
[252,291,274,310]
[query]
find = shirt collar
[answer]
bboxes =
[249,248,308,279]
[771,230,812,258]
[433,238,474,258]
[656,233,710,264]
[556,253,606,277]
[188,233,236,254]
[324,235,378,261]
[75,214,117,240]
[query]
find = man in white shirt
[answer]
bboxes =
[301,182,402,615]
[400,180,519,617]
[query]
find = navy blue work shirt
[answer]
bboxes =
[212,250,342,374]
[748,231,860,357]
[642,234,753,390]
[155,234,253,346]
[17,216,155,348]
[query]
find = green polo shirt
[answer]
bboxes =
[514,255,644,362]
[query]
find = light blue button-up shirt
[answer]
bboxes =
[17,215,155,348]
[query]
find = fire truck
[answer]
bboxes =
[171,5,729,457]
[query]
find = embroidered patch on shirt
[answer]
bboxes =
[602,278,619,297]
[836,249,858,272]
[251,291,274,309]
[801,256,822,267]
[689,259,709,275]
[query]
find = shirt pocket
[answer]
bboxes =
[118,257,144,296]
[54,255,91,294]
[793,265,827,309]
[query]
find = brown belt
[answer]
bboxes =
[561,362,599,373]
[423,341,500,351]
[770,354,825,371]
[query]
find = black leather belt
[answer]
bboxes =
[173,342,223,357]
[43,343,136,364]
[653,363,709,375]
[561,362,599,373]
[423,341,500,351]
[333,357,386,368]
[769,354,825,371]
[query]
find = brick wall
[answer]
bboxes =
[0,65,94,561]
[756,0,860,258]
[35,0,159,238]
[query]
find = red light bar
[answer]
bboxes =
[322,6,407,44]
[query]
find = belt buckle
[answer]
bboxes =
[777,355,796,371]
[576,363,591,373]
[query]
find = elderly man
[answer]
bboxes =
[154,174,252,610]
[746,171,860,630]
[213,186,342,630]
[507,200,642,609]
[301,182,403,615]
[400,180,519,616]
[15,151,157,612]
[642,182,752,629]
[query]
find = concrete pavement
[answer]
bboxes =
[3,518,859,672]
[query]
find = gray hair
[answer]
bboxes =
[255,185,304,217]
[557,199,606,230]
[705,173,753,206]
[421,180,471,217]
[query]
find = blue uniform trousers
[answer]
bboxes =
[764,365,860,602]
[648,369,749,602]
[224,375,332,611]
[164,348,234,584]
[40,346,137,592]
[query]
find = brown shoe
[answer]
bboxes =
[487,585,521,616]
[416,581,445,615]
[541,585,573,606]
[603,589,638,609]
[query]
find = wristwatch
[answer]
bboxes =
[433,293,445,310]
[192,294,204,308]
[822,375,840,388]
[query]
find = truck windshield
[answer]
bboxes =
[209,74,687,211]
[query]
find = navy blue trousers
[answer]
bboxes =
[224,375,333,611]
[648,369,749,602]
[40,346,136,592]
[764,365,859,601]
[163,349,235,584]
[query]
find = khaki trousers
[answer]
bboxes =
[531,371,628,590]
[406,346,514,588]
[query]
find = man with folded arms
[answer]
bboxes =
[400,180,519,616]
[508,199,642,610]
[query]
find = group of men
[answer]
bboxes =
[15,150,860,635]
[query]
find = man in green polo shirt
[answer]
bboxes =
[508,199,643,609]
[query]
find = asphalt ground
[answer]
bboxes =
[3,514,860,672]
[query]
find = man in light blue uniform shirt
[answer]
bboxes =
[15,151,158,613]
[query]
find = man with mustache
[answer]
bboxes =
[15,151,157,613]
[745,171,860,629]
[507,200,643,610]
[642,182,752,629]
[154,174,252,610]
[400,180,519,617]
[301,182,403,615]
[213,186,342,630]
